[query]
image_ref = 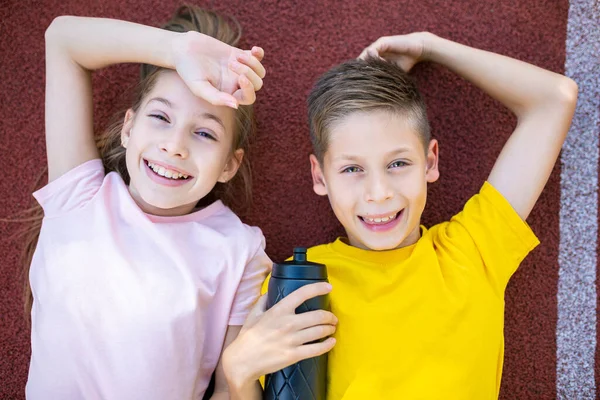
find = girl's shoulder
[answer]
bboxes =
[34,159,106,218]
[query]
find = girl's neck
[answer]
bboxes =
[127,185,197,217]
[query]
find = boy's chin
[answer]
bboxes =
[347,233,407,251]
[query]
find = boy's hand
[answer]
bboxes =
[222,282,337,390]
[172,31,266,108]
[358,32,434,72]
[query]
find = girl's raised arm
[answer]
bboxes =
[44,17,178,181]
[44,16,264,182]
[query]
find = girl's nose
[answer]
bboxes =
[159,130,189,159]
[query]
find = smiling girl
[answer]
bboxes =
[23,5,269,399]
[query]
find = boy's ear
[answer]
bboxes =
[218,149,244,183]
[121,109,136,148]
[309,154,328,196]
[425,139,440,183]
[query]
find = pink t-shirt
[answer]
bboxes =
[26,159,271,399]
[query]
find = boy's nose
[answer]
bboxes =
[159,131,189,159]
[364,175,394,203]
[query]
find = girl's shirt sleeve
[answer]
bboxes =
[228,227,272,325]
[33,159,104,218]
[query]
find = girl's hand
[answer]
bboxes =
[222,282,337,389]
[172,31,266,108]
[358,32,435,72]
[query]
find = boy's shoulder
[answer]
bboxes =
[305,242,337,262]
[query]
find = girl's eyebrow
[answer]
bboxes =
[147,97,173,108]
[147,97,225,131]
[198,112,226,131]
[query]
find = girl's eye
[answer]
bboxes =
[196,131,217,141]
[389,160,408,168]
[150,114,169,122]
[341,166,362,174]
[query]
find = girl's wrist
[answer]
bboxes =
[222,345,257,392]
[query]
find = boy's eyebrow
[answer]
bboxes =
[147,97,226,130]
[333,147,412,162]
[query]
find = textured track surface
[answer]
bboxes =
[1,1,597,398]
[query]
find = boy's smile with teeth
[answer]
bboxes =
[360,211,400,224]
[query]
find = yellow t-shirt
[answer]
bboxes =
[263,182,539,399]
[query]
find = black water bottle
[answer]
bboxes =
[264,247,329,400]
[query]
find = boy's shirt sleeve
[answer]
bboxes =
[438,181,540,290]
[33,159,105,218]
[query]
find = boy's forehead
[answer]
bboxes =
[326,111,424,154]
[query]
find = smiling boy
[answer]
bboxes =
[303,32,577,399]
[223,32,578,400]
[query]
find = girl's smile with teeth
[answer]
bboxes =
[145,160,191,180]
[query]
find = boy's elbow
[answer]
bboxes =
[556,77,578,108]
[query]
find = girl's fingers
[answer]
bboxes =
[239,52,266,77]
[232,74,256,105]
[293,324,336,346]
[236,51,266,78]
[292,309,338,330]
[292,337,336,363]
[230,58,264,90]
[251,46,265,62]
[189,79,238,109]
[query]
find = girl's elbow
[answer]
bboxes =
[44,16,73,43]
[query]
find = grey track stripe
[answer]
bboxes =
[557,0,600,398]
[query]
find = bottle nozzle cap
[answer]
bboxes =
[293,247,307,262]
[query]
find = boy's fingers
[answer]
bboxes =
[238,52,267,78]
[189,80,238,109]
[373,36,393,53]
[293,337,336,362]
[276,282,332,313]
[293,324,336,346]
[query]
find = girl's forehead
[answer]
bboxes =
[143,72,236,133]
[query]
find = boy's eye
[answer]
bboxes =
[149,114,169,122]
[196,131,217,141]
[389,160,408,168]
[341,166,362,173]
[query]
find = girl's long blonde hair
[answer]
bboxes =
[19,4,255,321]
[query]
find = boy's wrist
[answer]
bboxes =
[420,32,443,63]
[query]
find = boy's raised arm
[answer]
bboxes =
[362,33,578,220]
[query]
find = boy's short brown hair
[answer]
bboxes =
[307,57,430,163]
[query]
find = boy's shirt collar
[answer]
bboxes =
[328,227,426,265]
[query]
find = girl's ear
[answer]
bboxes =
[218,149,244,183]
[425,139,440,183]
[310,154,328,196]
[121,109,136,148]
